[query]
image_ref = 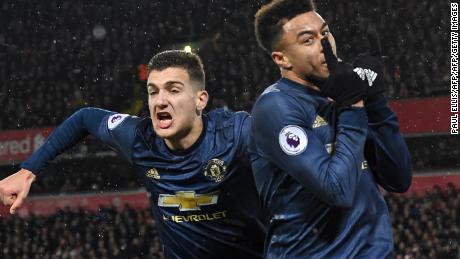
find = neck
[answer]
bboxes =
[164,117,204,151]
[281,70,321,92]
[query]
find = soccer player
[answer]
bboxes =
[250,0,412,258]
[0,50,265,258]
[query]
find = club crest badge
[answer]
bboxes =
[146,168,160,179]
[279,125,308,155]
[203,159,227,182]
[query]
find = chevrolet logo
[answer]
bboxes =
[158,191,219,211]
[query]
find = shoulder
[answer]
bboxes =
[206,108,250,131]
[253,89,311,119]
[104,112,145,134]
[252,83,318,128]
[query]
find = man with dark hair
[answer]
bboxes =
[0,50,265,258]
[250,0,412,257]
[148,50,206,90]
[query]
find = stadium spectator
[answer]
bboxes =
[1,0,449,130]
[0,205,163,258]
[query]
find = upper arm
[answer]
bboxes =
[97,112,140,163]
[252,93,368,207]
[236,111,252,156]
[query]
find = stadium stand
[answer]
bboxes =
[0,0,456,257]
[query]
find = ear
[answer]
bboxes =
[272,51,292,70]
[196,90,209,112]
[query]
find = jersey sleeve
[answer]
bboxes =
[235,111,252,157]
[364,96,412,193]
[251,93,368,208]
[21,107,138,176]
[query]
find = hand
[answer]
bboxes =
[352,28,386,100]
[0,169,36,214]
[351,100,364,108]
[320,37,367,107]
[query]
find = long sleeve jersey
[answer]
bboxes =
[22,108,265,259]
[250,78,411,258]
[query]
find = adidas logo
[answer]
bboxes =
[312,115,328,128]
[353,67,378,87]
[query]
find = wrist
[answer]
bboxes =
[351,100,364,107]
[365,96,394,123]
[365,93,385,104]
[20,168,36,182]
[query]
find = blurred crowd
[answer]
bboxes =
[27,157,141,195]
[387,183,460,258]
[0,0,455,257]
[408,135,460,171]
[0,184,458,258]
[0,205,162,259]
[1,0,449,130]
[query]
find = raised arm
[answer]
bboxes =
[252,93,368,208]
[364,96,412,193]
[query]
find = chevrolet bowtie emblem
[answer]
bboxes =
[158,191,219,211]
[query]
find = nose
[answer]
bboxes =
[155,91,168,108]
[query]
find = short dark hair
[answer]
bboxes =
[147,50,205,90]
[254,0,316,53]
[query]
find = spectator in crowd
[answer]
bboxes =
[0,205,163,258]
[1,184,458,258]
[386,183,460,258]
[1,0,449,130]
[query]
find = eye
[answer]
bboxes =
[148,90,158,96]
[171,88,180,94]
[303,37,314,45]
[322,30,330,36]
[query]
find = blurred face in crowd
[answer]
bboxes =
[272,11,337,86]
[147,67,208,149]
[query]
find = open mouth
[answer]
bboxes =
[156,111,173,129]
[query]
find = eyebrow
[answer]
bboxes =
[296,22,329,39]
[147,80,185,88]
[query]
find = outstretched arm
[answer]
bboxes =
[0,107,115,214]
[21,107,110,175]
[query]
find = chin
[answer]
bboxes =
[316,72,329,80]
[153,127,176,139]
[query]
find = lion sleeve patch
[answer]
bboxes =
[107,114,129,130]
[278,125,308,156]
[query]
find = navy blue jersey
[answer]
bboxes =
[250,78,411,258]
[22,108,265,258]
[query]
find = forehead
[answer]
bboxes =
[282,11,326,34]
[147,67,190,86]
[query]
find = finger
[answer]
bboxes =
[366,28,382,57]
[0,193,15,206]
[10,194,25,214]
[321,37,337,72]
